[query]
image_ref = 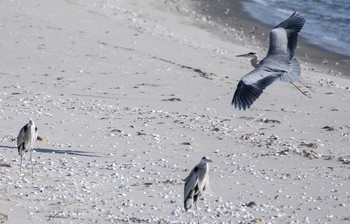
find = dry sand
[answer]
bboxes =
[0,0,349,223]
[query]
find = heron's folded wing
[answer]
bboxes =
[17,125,27,148]
[232,71,281,110]
[184,170,199,211]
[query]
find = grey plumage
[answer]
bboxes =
[17,120,38,173]
[232,12,306,110]
[184,156,213,212]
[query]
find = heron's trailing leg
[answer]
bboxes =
[20,154,23,173]
[290,82,311,98]
[195,203,200,224]
[30,150,33,175]
[298,81,314,92]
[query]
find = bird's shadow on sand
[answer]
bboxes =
[35,147,99,157]
[0,145,16,150]
[0,145,99,157]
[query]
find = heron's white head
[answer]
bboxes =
[201,156,213,163]
[28,119,37,129]
[236,52,257,58]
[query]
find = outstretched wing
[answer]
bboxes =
[184,167,199,211]
[232,67,283,110]
[268,12,305,60]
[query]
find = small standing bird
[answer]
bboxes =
[17,120,38,173]
[232,12,306,110]
[184,156,213,222]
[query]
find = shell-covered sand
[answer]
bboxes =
[0,0,349,223]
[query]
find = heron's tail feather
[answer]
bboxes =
[18,143,25,156]
[184,194,193,211]
[280,57,300,82]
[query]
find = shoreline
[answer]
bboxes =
[188,0,349,79]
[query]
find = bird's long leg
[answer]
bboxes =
[44,167,54,178]
[20,154,23,173]
[188,211,193,224]
[298,81,314,92]
[30,149,33,175]
[290,82,311,98]
[195,203,200,224]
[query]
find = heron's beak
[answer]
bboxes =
[236,53,250,58]
[207,159,213,163]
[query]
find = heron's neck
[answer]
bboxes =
[200,162,208,169]
[204,163,209,171]
[251,55,259,68]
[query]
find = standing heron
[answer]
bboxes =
[232,12,306,110]
[184,156,213,223]
[17,120,38,173]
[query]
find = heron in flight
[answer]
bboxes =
[184,156,213,223]
[17,120,38,173]
[232,12,306,110]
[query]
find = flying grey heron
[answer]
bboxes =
[237,51,312,96]
[184,156,213,222]
[232,12,306,110]
[17,120,38,173]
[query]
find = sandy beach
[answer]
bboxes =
[0,0,349,223]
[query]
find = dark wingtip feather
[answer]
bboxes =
[184,200,190,211]
[274,12,306,59]
[232,76,280,110]
[184,190,193,211]
[274,11,306,31]
[232,80,260,110]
